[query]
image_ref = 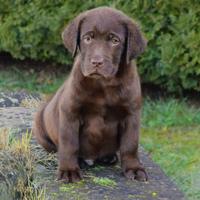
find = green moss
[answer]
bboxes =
[92,177,117,188]
[59,180,85,192]
[58,181,88,200]
[128,194,146,199]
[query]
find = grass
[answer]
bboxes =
[0,128,56,200]
[141,99,200,200]
[0,66,67,94]
[142,98,200,128]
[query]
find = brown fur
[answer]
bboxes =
[33,7,148,183]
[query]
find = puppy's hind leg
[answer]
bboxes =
[33,105,57,153]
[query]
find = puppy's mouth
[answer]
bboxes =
[89,72,102,78]
[87,68,104,78]
[82,66,116,79]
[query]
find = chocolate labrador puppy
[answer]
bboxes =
[33,7,147,183]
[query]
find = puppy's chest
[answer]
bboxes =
[81,103,129,121]
[79,89,130,157]
[79,90,130,121]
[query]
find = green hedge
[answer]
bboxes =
[0,0,200,93]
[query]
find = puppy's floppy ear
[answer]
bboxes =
[125,20,147,64]
[62,13,85,57]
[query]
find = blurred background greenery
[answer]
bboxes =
[0,1,200,200]
[0,0,200,93]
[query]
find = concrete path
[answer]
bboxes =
[0,92,185,200]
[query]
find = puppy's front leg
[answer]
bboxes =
[120,110,148,181]
[57,110,82,183]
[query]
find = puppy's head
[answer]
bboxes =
[62,7,147,79]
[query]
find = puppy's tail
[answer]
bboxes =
[33,103,57,153]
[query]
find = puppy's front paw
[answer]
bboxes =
[124,169,148,182]
[57,169,82,183]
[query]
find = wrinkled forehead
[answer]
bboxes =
[81,11,126,39]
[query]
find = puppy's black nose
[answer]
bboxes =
[91,57,103,67]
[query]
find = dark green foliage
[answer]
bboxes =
[0,0,200,92]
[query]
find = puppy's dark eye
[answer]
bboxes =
[83,35,92,44]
